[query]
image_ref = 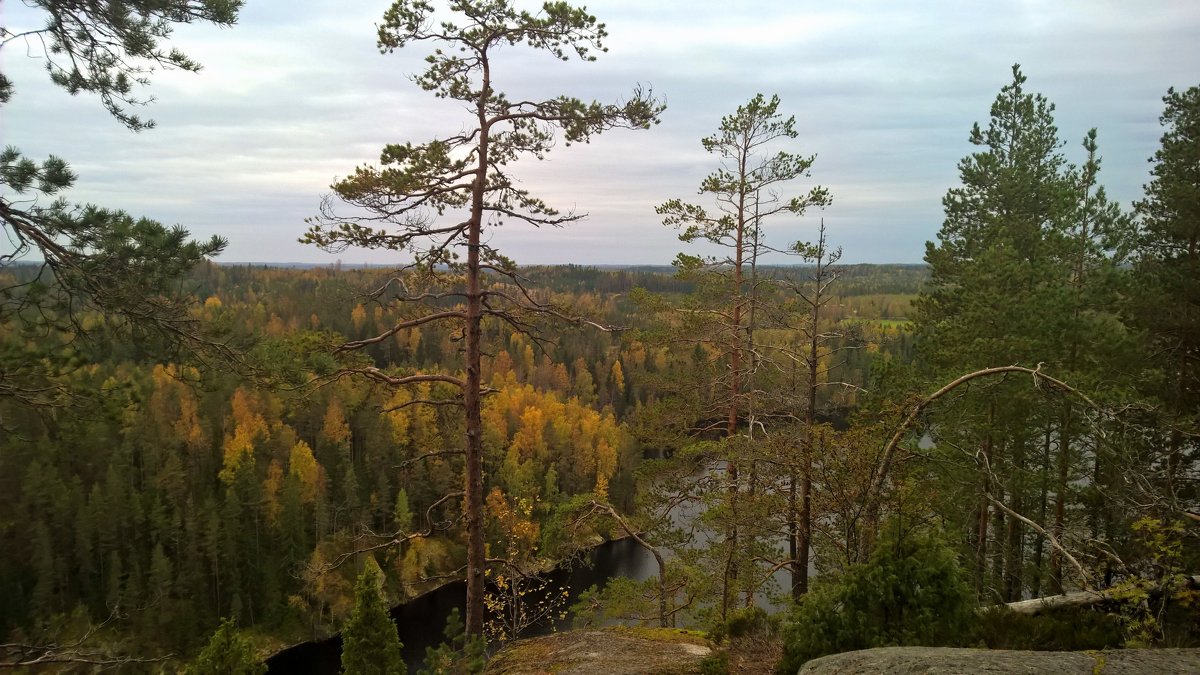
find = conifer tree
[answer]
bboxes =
[1130,85,1200,509]
[648,93,828,615]
[304,0,662,636]
[188,617,265,675]
[780,220,845,597]
[915,65,1129,598]
[340,564,405,675]
[0,1,241,408]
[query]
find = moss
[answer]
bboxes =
[609,626,711,645]
[491,637,562,670]
[486,629,715,674]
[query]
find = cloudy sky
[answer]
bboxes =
[4,0,1198,265]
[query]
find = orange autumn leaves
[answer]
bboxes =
[215,368,627,510]
[482,371,627,500]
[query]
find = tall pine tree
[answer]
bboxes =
[303,0,662,635]
[915,64,1128,599]
[1130,85,1200,513]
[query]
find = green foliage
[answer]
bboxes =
[707,606,774,645]
[913,63,1136,602]
[393,488,415,533]
[188,618,265,675]
[417,609,486,675]
[14,0,242,129]
[305,0,664,262]
[657,93,829,251]
[341,564,406,675]
[776,527,975,673]
[1128,84,1200,506]
[302,1,664,639]
[2,0,240,409]
[570,576,668,628]
[250,330,347,385]
[642,92,841,617]
[1109,518,1200,647]
[698,650,730,674]
[973,607,1123,651]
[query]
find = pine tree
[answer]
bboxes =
[915,65,1129,598]
[0,1,240,408]
[1130,85,1200,507]
[340,564,405,675]
[649,93,829,615]
[302,0,662,636]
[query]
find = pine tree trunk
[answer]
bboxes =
[463,64,490,638]
[1030,421,1052,597]
[788,466,801,601]
[796,306,819,596]
[1003,439,1026,602]
[721,195,747,620]
[1050,406,1072,595]
[974,411,995,598]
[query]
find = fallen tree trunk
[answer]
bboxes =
[1000,575,1200,616]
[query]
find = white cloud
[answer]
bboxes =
[4,0,1197,265]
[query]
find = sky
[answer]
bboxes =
[3,0,1198,266]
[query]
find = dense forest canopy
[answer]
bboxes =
[1,0,1197,672]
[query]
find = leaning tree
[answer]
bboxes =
[303,0,662,636]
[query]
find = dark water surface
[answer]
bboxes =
[265,538,657,673]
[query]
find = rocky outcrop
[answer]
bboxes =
[485,627,714,675]
[799,646,1200,674]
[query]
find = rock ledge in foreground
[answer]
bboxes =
[485,627,714,675]
[799,646,1200,674]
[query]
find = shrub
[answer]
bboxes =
[776,526,975,673]
[418,608,486,675]
[973,606,1123,651]
[708,605,774,644]
[698,650,730,674]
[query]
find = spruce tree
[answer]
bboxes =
[341,564,405,675]
[188,618,265,675]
